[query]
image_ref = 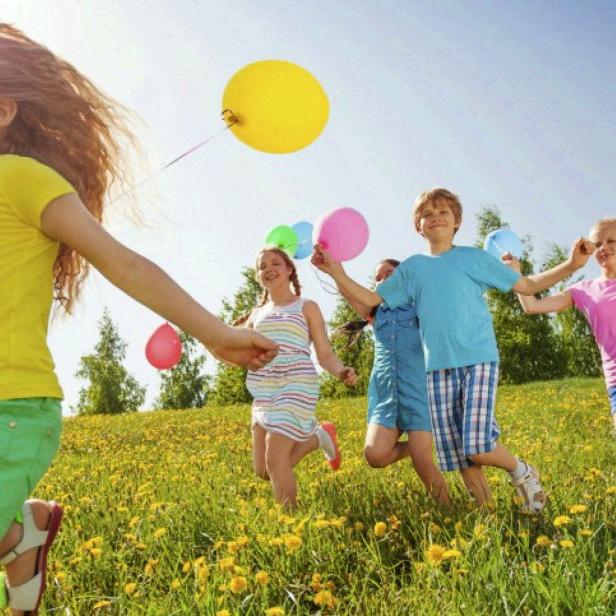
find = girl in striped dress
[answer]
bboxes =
[244,247,357,508]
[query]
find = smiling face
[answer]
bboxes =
[256,249,294,291]
[416,200,460,243]
[590,220,616,274]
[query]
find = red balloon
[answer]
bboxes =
[145,322,182,369]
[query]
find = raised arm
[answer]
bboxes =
[41,193,278,369]
[517,290,573,314]
[338,286,373,320]
[311,245,382,308]
[303,300,357,386]
[511,237,594,296]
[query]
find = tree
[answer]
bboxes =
[321,294,374,399]
[475,207,566,383]
[540,245,602,378]
[154,332,210,409]
[75,308,146,414]
[208,267,261,405]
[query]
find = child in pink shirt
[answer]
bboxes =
[514,218,616,434]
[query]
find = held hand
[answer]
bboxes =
[501,251,521,272]
[209,325,279,370]
[568,237,595,270]
[311,244,345,277]
[338,366,358,386]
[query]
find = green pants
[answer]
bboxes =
[0,398,62,538]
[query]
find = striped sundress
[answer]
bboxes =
[246,297,320,441]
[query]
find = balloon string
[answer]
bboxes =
[110,115,238,205]
[311,265,340,296]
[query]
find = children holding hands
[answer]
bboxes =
[511,218,615,433]
[313,188,594,513]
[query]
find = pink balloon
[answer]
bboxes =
[145,322,182,370]
[313,207,369,261]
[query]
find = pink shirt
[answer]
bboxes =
[569,278,616,387]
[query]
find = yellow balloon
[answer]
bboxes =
[222,60,329,154]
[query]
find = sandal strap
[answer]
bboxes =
[5,571,42,611]
[0,502,48,566]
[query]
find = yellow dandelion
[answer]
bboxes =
[153,527,167,539]
[473,524,487,539]
[236,535,249,547]
[171,578,182,590]
[559,539,574,549]
[553,515,572,527]
[284,535,302,551]
[606,486,616,495]
[129,516,140,528]
[535,535,552,547]
[265,608,285,616]
[425,544,447,566]
[124,582,137,595]
[229,576,248,594]
[219,557,235,572]
[578,529,593,537]
[216,611,230,616]
[373,521,387,537]
[93,600,112,609]
[568,504,587,514]
[198,565,209,584]
[255,570,269,585]
[529,562,545,574]
[313,519,330,529]
[313,590,336,608]
[454,521,463,532]
[269,537,283,547]
[89,548,102,558]
[354,522,364,531]
[443,549,462,560]
[182,560,192,574]
[144,559,159,576]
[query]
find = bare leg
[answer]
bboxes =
[460,465,492,507]
[252,424,269,480]
[363,424,407,467]
[265,433,298,509]
[407,431,451,506]
[290,434,319,468]
[468,442,518,472]
[0,499,51,616]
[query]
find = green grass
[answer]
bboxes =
[31,378,616,615]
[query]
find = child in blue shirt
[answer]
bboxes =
[339,259,450,506]
[313,188,593,512]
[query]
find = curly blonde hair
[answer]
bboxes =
[0,23,137,313]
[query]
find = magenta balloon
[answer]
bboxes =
[313,207,369,261]
[145,322,182,370]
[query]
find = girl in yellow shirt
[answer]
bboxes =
[0,24,278,615]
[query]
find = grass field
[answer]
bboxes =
[34,378,615,615]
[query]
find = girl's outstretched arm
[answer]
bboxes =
[505,255,574,314]
[303,300,358,386]
[41,193,278,370]
[517,290,573,314]
[510,237,594,296]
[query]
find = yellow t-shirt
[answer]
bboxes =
[0,154,76,400]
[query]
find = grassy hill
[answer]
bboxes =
[36,378,615,615]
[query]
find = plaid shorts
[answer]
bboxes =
[426,362,500,471]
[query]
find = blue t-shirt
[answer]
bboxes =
[377,246,521,371]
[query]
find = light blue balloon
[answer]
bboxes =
[292,221,314,259]
[483,228,523,260]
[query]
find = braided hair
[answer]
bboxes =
[335,259,400,348]
[233,247,302,326]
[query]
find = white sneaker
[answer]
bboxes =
[511,463,546,514]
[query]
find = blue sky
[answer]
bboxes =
[2,1,615,412]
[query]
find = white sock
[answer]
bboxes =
[509,459,527,481]
[316,426,336,460]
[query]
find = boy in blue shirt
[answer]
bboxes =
[312,188,594,512]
